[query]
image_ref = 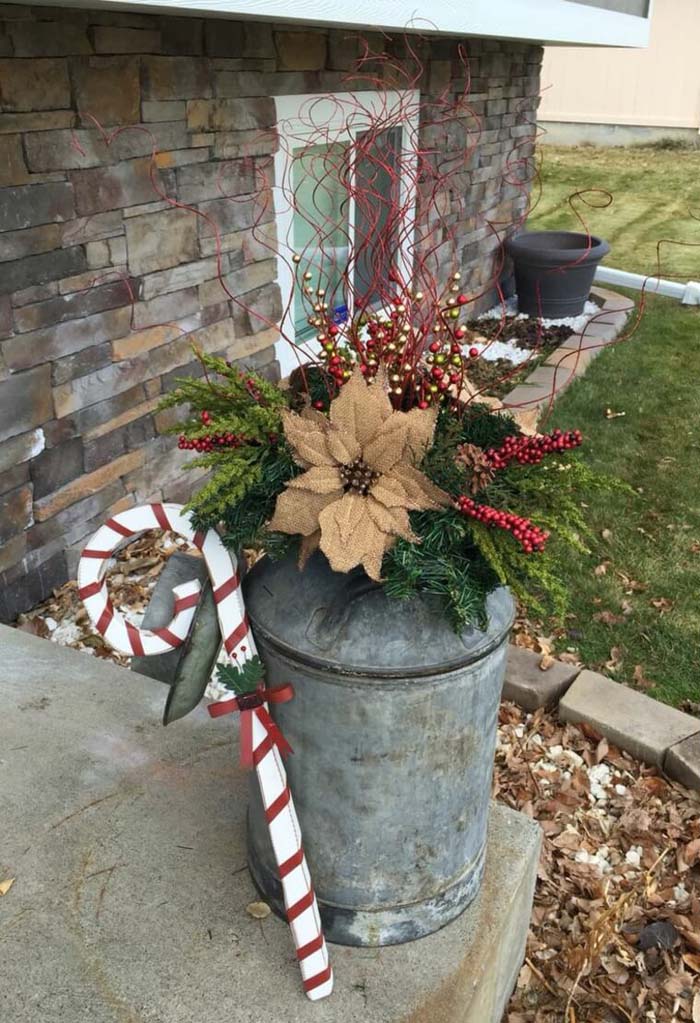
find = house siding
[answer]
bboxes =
[0,4,542,621]
[540,0,699,135]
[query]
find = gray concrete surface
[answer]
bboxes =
[560,669,700,767]
[503,646,579,712]
[0,624,541,1023]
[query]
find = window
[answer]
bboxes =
[272,91,418,377]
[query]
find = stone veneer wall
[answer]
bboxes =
[0,3,542,621]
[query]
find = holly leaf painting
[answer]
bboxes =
[216,655,265,696]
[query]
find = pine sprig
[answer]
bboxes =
[382,508,498,630]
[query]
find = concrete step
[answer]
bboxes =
[0,624,540,1023]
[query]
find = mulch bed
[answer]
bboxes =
[498,703,700,1023]
[465,317,576,399]
[470,317,575,351]
[11,534,700,1023]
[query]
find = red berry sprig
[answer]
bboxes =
[178,432,245,453]
[178,409,247,452]
[487,429,582,470]
[456,496,549,553]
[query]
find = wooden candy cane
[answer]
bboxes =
[78,503,333,1002]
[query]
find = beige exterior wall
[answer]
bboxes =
[540,0,700,130]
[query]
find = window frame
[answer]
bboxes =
[272,90,419,377]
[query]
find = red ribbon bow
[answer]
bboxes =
[208,683,294,769]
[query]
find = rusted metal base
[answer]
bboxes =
[247,820,487,946]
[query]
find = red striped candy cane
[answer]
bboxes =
[78,502,333,1002]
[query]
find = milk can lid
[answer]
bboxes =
[243,551,514,678]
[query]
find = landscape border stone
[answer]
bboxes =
[664,732,700,791]
[503,645,580,711]
[500,284,633,411]
[559,669,700,768]
[505,650,700,790]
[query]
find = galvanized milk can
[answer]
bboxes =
[244,550,514,947]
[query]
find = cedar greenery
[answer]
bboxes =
[161,348,624,631]
[158,350,291,526]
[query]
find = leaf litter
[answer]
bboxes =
[13,530,200,666]
[499,702,700,1022]
[11,532,700,1019]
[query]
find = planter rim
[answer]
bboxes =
[244,552,515,680]
[506,229,610,264]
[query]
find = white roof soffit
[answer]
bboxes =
[8,0,652,47]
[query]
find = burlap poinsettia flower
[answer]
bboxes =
[269,368,450,580]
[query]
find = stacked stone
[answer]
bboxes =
[0,3,542,621]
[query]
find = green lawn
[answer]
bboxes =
[531,144,700,279]
[527,147,700,708]
[539,294,700,707]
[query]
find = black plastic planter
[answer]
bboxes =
[506,230,610,318]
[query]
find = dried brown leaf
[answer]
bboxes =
[604,646,623,672]
[683,952,700,974]
[632,664,655,691]
[593,610,625,626]
[684,838,700,867]
[559,651,582,666]
[246,901,271,920]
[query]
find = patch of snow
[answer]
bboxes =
[478,298,600,335]
[120,607,144,628]
[51,620,85,647]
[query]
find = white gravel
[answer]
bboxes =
[469,338,532,365]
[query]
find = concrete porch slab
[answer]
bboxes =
[0,624,541,1023]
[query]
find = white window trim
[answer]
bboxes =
[271,90,419,378]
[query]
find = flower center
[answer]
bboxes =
[339,457,379,496]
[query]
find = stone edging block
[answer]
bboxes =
[504,651,700,792]
[665,732,700,790]
[503,645,579,711]
[499,287,631,411]
[559,669,700,768]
